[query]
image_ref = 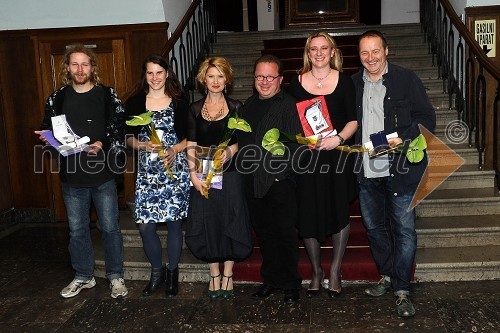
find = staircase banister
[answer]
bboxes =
[439,0,500,80]
[161,0,202,57]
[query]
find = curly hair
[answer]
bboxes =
[299,31,343,74]
[59,44,101,86]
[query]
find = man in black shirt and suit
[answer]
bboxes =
[237,54,303,304]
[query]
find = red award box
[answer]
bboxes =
[296,95,335,137]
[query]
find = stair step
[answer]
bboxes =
[389,45,432,57]
[417,187,500,217]
[390,55,434,68]
[430,165,495,190]
[97,242,382,283]
[422,78,447,91]
[425,142,480,166]
[435,108,458,125]
[405,66,440,80]
[215,23,422,45]
[416,215,500,247]
[95,246,208,282]
[414,245,500,281]
[426,90,453,107]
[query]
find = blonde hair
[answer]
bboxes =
[59,44,101,86]
[196,57,233,88]
[299,31,343,74]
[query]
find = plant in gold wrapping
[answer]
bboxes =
[262,128,427,163]
[200,112,252,199]
[126,111,175,179]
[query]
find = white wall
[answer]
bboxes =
[467,0,500,6]
[450,0,468,18]
[381,0,420,25]
[162,0,191,36]
[380,0,496,26]
[0,0,190,36]
[257,0,279,31]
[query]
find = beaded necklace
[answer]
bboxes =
[201,102,224,121]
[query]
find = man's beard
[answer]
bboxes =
[70,72,92,85]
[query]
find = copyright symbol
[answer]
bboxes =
[445,120,469,144]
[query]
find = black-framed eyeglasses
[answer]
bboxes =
[254,75,281,82]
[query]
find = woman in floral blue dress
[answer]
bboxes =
[125,54,190,297]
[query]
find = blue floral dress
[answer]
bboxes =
[135,106,190,224]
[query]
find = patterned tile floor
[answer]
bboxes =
[0,223,498,333]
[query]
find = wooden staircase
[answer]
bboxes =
[94,23,500,284]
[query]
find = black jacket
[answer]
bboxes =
[124,91,189,141]
[351,62,436,194]
[239,89,304,198]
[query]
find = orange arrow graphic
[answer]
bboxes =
[409,124,465,209]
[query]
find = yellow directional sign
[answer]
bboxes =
[475,19,496,57]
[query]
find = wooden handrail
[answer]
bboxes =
[439,0,499,80]
[161,0,201,56]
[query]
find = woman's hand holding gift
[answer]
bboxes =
[190,172,208,194]
[316,135,341,151]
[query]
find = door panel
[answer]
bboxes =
[285,0,359,27]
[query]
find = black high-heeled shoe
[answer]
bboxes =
[327,288,342,298]
[306,271,324,298]
[327,273,342,299]
[142,264,166,296]
[165,266,179,297]
[220,274,234,299]
[208,274,221,299]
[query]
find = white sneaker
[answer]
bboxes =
[110,278,128,299]
[60,277,96,298]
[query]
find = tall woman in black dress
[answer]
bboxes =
[288,32,358,297]
[185,57,252,299]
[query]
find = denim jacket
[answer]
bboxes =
[351,62,436,194]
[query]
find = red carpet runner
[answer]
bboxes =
[233,200,381,282]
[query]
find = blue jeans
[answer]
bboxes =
[62,179,124,281]
[358,176,417,295]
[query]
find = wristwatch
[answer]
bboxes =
[335,134,345,145]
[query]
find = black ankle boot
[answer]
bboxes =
[165,267,179,297]
[143,264,166,296]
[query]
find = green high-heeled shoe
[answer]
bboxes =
[220,274,234,299]
[208,273,221,299]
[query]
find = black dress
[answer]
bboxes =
[184,96,253,262]
[287,72,357,242]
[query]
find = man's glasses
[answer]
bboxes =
[254,75,280,82]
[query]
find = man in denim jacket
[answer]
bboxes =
[351,30,435,317]
[35,45,128,299]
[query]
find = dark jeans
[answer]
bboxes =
[244,177,302,290]
[61,179,124,281]
[358,176,416,295]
